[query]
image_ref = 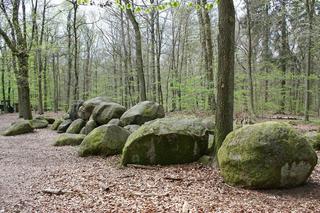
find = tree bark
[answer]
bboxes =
[150,0,157,102]
[280,1,288,113]
[72,1,79,101]
[155,1,164,105]
[215,0,235,153]
[125,0,147,101]
[245,0,255,115]
[304,0,315,121]
[66,10,72,107]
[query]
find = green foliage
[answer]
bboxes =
[113,0,218,14]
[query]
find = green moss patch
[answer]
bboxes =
[54,133,86,146]
[78,125,130,157]
[121,117,209,166]
[3,120,34,136]
[217,121,318,189]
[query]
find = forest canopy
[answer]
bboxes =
[0,0,319,120]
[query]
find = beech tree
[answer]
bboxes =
[0,0,33,119]
[215,0,235,151]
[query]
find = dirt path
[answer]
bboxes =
[0,113,320,212]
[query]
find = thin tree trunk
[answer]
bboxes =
[245,0,255,115]
[72,1,79,101]
[280,1,287,113]
[1,46,5,102]
[120,8,130,107]
[52,53,58,112]
[155,2,164,105]
[202,0,216,111]
[125,0,147,101]
[67,10,72,107]
[263,3,270,103]
[304,0,315,121]
[150,0,157,102]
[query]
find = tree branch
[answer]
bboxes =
[0,28,16,52]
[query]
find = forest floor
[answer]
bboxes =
[0,113,319,212]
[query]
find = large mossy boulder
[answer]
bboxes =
[30,118,49,129]
[78,125,130,157]
[92,102,126,125]
[121,117,209,166]
[120,101,165,126]
[305,132,320,150]
[66,119,86,134]
[80,120,97,135]
[57,119,72,133]
[51,119,63,130]
[68,100,84,121]
[2,120,34,136]
[54,133,86,146]
[218,122,318,189]
[78,97,112,121]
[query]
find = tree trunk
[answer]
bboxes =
[280,1,287,113]
[125,0,147,101]
[1,46,5,102]
[16,53,32,119]
[245,0,255,115]
[52,53,58,112]
[67,10,72,108]
[72,1,79,101]
[155,3,164,105]
[304,0,315,121]
[43,48,48,111]
[215,0,235,153]
[120,8,130,107]
[202,0,216,111]
[263,3,270,103]
[11,53,22,117]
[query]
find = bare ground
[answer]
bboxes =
[0,113,319,212]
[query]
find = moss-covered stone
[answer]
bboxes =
[124,125,140,133]
[66,119,86,134]
[218,122,318,189]
[3,120,34,136]
[92,103,126,125]
[78,125,130,157]
[57,119,72,133]
[198,155,214,166]
[35,116,55,124]
[80,120,97,135]
[51,119,63,130]
[121,117,209,166]
[78,97,112,121]
[68,100,84,120]
[120,101,165,126]
[108,118,122,126]
[54,133,86,146]
[30,119,49,129]
[201,116,215,134]
[304,132,320,150]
